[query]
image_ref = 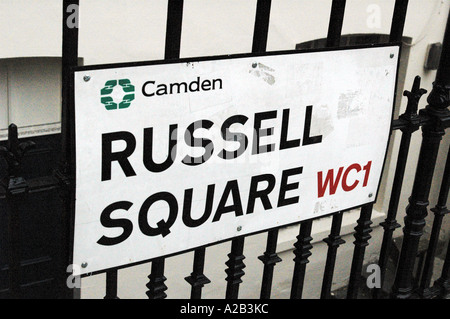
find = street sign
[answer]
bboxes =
[73,45,399,274]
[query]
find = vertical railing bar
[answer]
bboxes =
[183,105,210,298]
[249,0,282,300]
[174,0,210,298]
[192,247,207,277]
[290,220,313,299]
[434,236,450,298]
[391,10,450,298]
[146,258,168,299]
[184,123,210,297]
[434,10,450,86]
[146,0,184,299]
[389,0,409,43]
[259,229,282,299]
[374,76,426,298]
[414,251,426,289]
[61,0,79,166]
[326,0,346,48]
[104,269,119,299]
[373,0,411,298]
[321,211,346,299]
[7,193,21,299]
[252,0,272,53]
[346,204,373,299]
[60,0,80,299]
[419,145,450,298]
[185,247,211,299]
[391,130,444,298]
[1,124,35,298]
[318,0,347,300]
[165,0,184,60]
[225,236,246,299]
[375,133,410,291]
[6,125,22,299]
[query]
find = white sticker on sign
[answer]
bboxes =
[73,45,399,274]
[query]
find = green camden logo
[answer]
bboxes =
[100,79,135,110]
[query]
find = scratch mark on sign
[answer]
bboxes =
[314,198,339,214]
[312,104,334,139]
[249,62,275,85]
[337,91,362,119]
[186,62,197,69]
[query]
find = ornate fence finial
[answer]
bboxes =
[225,238,246,299]
[427,82,450,111]
[146,258,168,299]
[401,76,427,122]
[0,124,35,178]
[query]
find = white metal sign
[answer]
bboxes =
[73,45,399,274]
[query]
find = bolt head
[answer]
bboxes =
[83,75,91,82]
[81,262,88,268]
[237,226,242,231]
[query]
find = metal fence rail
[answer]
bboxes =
[0,0,449,299]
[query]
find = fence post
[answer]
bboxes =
[290,220,313,299]
[391,10,450,299]
[146,0,184,299]
[321,211,345,299]
[374,76,426,298]
[251,0,284,300]
[434,235,450,297]
[346,204,373,299]
[319,0,347,300]
[418,145,450,298]
[185,247,211,299]
[225,236,246,299]
[57,0,80,299]
[0,124,35,298]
